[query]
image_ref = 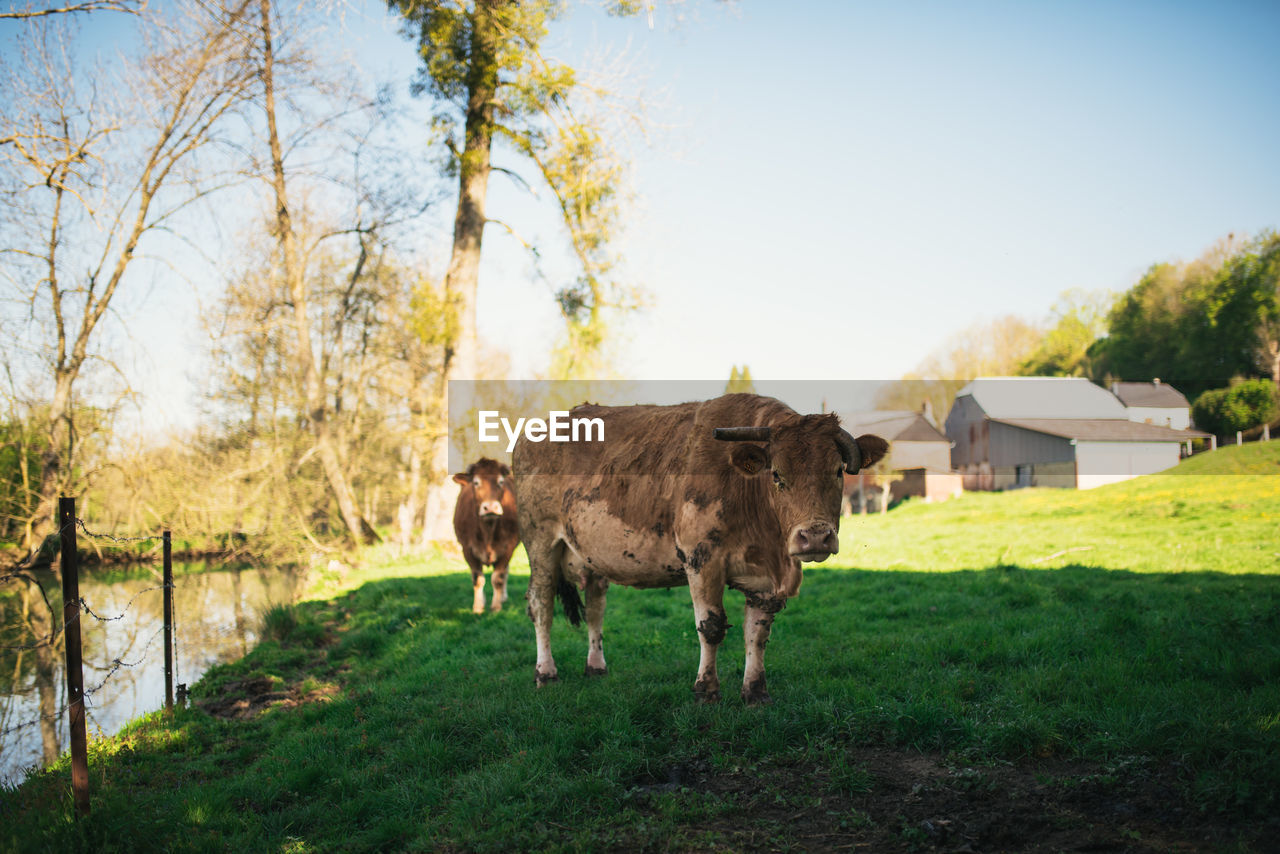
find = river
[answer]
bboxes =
[0,562,306,788]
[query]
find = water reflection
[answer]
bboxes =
[0,563,305,787]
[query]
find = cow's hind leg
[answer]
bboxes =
[583,572,608,676]
[742,599,779,705]
[525,534,564,685]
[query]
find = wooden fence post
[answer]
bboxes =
[163,530,173,713]
[58,496,90,817]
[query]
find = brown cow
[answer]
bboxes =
[452,458,520,614]
[513,393,888,703]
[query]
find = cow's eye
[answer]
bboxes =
[772,470,785,490]
[472,478,481,488]
[497,476,505,487]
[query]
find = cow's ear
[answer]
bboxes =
[729,444,769,476]
[856,435,890,469]
[499,463,512,478]
[452,472,470,485]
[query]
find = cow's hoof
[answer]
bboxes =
[693,682,721,703]
[535,671,559,687]
[472,606,485,615]
[488,604,503,613]
[742,676,772,706]
[583,665,608,677]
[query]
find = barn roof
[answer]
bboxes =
[957,377,1128,420]
[837,411,949,443]
[994,418,1210,442]
[1111,381,1191,408]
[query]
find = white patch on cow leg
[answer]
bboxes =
[530,589,558,685]
[584,574,608,676]
[490,562,510,612]
[472,572,487,614]
[741,602,775,705]
[526,538,562,685]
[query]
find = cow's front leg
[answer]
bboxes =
[583,572,608,676]
[688,573,728,702]
[742,598,779,705]
[465,553,487,614]
[489,555,511,613]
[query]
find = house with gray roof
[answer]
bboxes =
[945,377,1209,490]
[837,405,962,510]
[1111,380,1193,430]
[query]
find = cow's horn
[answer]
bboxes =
[836,428,863,473]
[714,426,772,442]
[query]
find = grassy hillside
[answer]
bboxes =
[843,440,1280,574]
[3,449,1278,852]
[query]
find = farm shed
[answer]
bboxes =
[838,406,962,510]
[946,377,1210,490]
[1111,379,1194,430]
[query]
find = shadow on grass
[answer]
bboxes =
[3,563,1276,852]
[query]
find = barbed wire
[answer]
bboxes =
[0,620,171,742]
[78,585,172,624]
[1,513,187,775]
[1,518,164,587]
[1,582,173,652]
[74,518,161,544]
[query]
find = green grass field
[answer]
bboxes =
[3,443,1278,852]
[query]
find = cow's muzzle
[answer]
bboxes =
[479,500,504,518]
[788,522,839,562]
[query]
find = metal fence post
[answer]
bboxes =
[163,530,173,713]
[58,496,90,817]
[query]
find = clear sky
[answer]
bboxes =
[18,0,1280,427]
[370,0,1280,400]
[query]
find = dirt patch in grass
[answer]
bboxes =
[196,676,339,720]
[626,747,1276,852]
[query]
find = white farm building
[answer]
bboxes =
[945,377,1210,490]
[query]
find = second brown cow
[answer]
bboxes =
[453,458,520,614]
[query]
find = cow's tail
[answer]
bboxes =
[556,577,584,627]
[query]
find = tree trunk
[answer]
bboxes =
[258,0,375,546]
[27,371,75,553]
[419,0,503,543]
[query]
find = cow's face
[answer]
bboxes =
[725,415,888,563]
[453,458,512,519]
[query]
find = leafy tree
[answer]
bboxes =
[1191,379,1278,437]
[388,0,643,537]
[1090,233,1278,398]
[1018,289,1111,377]
[876,315,1043,422]
[725,364,755,394]
[0,415,45,545]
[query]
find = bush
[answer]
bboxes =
[260,602,299,642]
[1192,379,1279,436]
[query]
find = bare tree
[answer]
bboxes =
[244,0,439,547]
[0,3,258,555]
[0,0,140,20]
